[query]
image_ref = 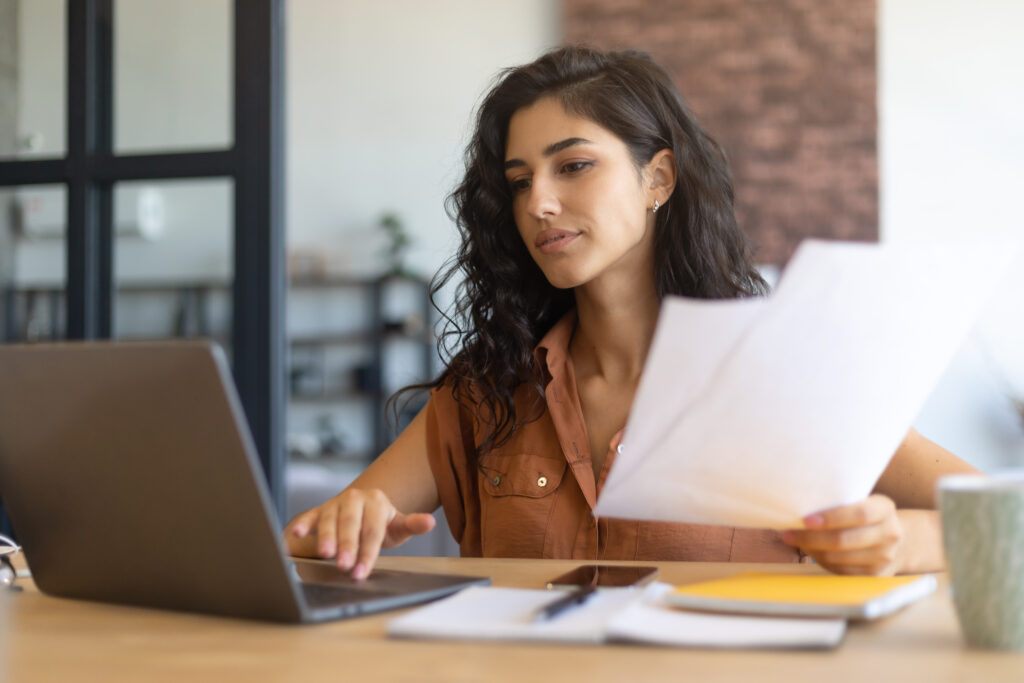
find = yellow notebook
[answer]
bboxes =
[667,571,937,620]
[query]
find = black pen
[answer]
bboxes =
[532,585,598,622]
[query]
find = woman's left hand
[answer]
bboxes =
[780,494,905,576]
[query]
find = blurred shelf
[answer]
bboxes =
[289,331,369,347]
[289,391,367,404]
[289,329,430,348]
[4,273,434,457]
[288,452,372,467]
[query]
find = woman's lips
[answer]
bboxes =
[535,229,580,254]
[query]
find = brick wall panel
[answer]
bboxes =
[565,0,878,265]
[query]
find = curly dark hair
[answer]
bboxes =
[395,46,767,455]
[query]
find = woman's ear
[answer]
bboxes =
[645,148,677,208]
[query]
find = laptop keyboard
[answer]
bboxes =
[299,582,394,608]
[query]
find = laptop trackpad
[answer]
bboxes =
[289,558,467,595]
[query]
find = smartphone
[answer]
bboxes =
[545,564,658,590]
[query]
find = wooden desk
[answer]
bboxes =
[2,556,1021,682]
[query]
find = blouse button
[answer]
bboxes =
[492,475,501,486]
[537,476,548,487]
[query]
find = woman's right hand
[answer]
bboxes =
[284,488,436,579]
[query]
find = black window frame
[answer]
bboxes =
[0,0,287,526]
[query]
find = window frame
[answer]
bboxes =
[0,0,287,524]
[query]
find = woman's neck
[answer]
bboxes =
[571,277,660,386]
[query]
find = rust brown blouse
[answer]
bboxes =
[425,311,800,563]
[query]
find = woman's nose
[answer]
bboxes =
[525,176,560,220]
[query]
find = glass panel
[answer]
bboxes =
[0,0,67,159]
[112,178,233,349]
[113,0,232,154]
[0,184,67,341]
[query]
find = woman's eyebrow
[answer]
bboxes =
[504,137,593,170]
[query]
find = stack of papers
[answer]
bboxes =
[388,584,847,649]
[594,239,1016,528]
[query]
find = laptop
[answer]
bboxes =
[0,341,488,622]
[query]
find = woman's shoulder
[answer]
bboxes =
[427,372,548,445]
[426,374,491,435]
[429,368,543,408]
[428,374,477,411]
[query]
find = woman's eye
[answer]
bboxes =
[561,161,592,174]
[508,177,531,193]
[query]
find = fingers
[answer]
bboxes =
[315,500,343,560]
[781,523,894,552]
[802,494,896,530]
[352,490,395,580]
[332,497,365,571]
[782,496,898,551]
[399,513,437,538]
[385,512,437,547]
[287,507,321,539]
[351,506,438,580]
[803,545,900,576]
[781,495,905,576]
[284,509,324,557]
[284,489,429,580]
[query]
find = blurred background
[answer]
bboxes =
[1,0,1021,555]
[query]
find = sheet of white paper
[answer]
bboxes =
[606,585,846,649]
[622,297,768,464]
[596,239,1017,528]
[387,586,643,643]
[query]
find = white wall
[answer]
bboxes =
[286,0,562,277]
[879,1,1024,244]
[879,0,1024,468]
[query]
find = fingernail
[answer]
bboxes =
[803,514,825,528]
[292,525,306,537]
[780,530,796,543]
[352,563,368,580]
[318,542,334,557]
[338,551,353,569]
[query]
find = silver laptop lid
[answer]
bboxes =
[0,341,304,621]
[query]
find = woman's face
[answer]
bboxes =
[504,96,658,291]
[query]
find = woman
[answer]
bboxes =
[285,47,976,578]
